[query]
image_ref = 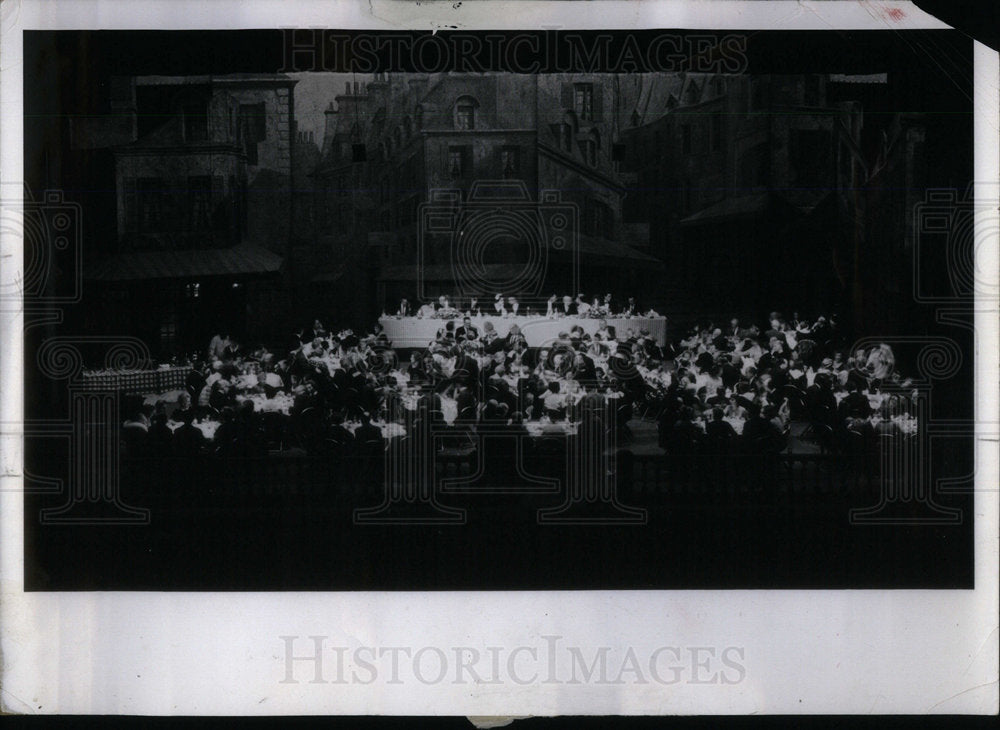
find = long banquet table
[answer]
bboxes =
[379,315,668,348]
[79,366,193,394]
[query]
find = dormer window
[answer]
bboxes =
[455,96,477,130]
[574,83,594,120]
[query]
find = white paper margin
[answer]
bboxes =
[1,0,997,716]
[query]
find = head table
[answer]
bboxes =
[378,315,668,348]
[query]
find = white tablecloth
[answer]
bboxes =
[379,315,668,348]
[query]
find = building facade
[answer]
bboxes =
[73,74,298,357]
[620,73,874,323]
[310,73,663,328]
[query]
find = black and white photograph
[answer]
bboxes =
[2,0,997,718]
[19,26,978,591]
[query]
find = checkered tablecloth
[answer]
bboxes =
[78,367,193,394]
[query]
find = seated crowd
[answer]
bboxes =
[648,312,919,455]
[118,309,919,462]
[392,292,659,319]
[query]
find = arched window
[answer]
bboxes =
[454,95,478,130]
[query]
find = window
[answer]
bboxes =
[455,96,476,130]
[685,84,699,104]
[415,105,424,131]
[403,117,412,139]
[713,78,726,97]
[500,146,520,178]
[584,199,613,239]
[240,103,267,164]
[448,146,470,178]
[681,124,692,154]
[393,127,402,149]
[574,83,594,120]
[710,115,722,153]
[185,282,201,299]
[189,175,212,231]
[183,104,208,142]
[137,177,166,232]
[581,138,598,166]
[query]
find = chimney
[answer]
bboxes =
[109,75,138,141]
[322,101,338,157]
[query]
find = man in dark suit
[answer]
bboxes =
[572,350,597,387]
[452,348,480,390]
[235,400,267,457]
[455,316,479,342]
[326,410,357,451]
[838,381,872,419]
[741,403,782,451]
[416,389,444,424]
[212,407,239,456]
[455,386,478,423]
[353,412,384,444]
[147,413,174,457]
[623,296,639,315]
[719,353,742,390]
[172,410,205,456]
[705,407,738,442]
